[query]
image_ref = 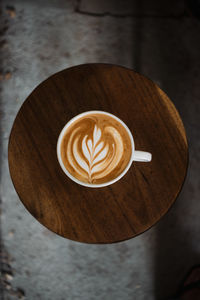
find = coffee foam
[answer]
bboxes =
[60,113,132,184]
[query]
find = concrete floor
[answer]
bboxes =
[1,0,200,299]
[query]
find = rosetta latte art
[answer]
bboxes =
[60,113,132,184]
[67,125,123,183]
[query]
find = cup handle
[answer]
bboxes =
[132,151,152,162]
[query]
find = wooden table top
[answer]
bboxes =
[8,64,188,244]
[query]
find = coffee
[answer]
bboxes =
[60,112,132,184]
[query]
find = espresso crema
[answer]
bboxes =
[60,113,132,184]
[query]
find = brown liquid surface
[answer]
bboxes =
[60,113,132,184]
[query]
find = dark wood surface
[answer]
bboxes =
[8,64,188,243]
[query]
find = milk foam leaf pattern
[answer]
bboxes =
[82,125,109,182]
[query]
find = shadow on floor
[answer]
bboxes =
[139,3,200,300]
[127,0,200,299]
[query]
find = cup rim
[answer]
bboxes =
[57,110,135,188]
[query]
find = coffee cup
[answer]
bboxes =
[57,111,152,188]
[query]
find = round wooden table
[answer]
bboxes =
[8,64,188,244]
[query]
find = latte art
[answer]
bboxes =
[68,125,123,183]
[60,113,132,184]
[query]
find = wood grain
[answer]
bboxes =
[8,64,188,243]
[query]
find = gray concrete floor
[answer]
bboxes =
[1,0,200,299]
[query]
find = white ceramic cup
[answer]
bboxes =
[57,111,152,188]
